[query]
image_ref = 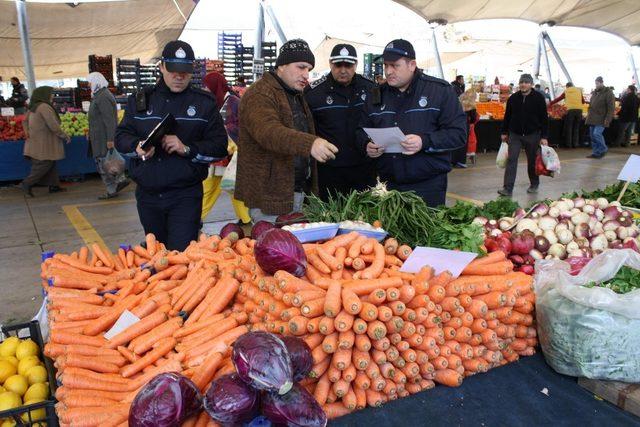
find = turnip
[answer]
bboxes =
[617,227,629,240]
[548,207,560,218]
[582,204,595,215]
[548,243,567,259]
[590,235,608,252]
[498,218,514,231]
[515,219,538,233]
[573,197,586,209]
[472,217,489,227]
[571,212,590,225]
[543,230,558,245]
[529,249,544,260]
[566,241,580,253]
[557,229,574,245]
[574,223,591,239]
[596,198,609,209]
[538,216,557,231]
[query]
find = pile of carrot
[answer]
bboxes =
[40,231,536,426]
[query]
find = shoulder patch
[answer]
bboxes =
[309,74,327,90]
[420,73,450,87]
[191,87,216,100]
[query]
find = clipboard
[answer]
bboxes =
[139,113,176,150]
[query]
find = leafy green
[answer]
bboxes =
[436,201,481,225]
[477,198,520,220]
[564,182,640,209]
[584,266,640,294]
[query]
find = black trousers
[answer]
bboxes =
[318,163,376,201]
[503,132,540,192]
[387,174,448,208]
[563,109,582,148]
[136,185,202,251]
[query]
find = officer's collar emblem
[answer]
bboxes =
[419,96,428,107]
[380,104,386,111]
[326,96,333,105]
[340,47,349,56]
[361,92,366,100]
[176,48,187,59]
[146,108,153,116]
[187,105,196,117]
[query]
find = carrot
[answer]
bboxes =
[145,234,157,256]
[334,311,355,332]
[106,311,168,349]
[332,348,352,371]
[367,288,387,305]
[475,291,507,309]
[396,245,412,261]
[322,231,359,254]
[302,298,326,318]
[50,330,107,347]
[359,302,379,322]
[357,240,385,279]
[341,288,362,315]
[352,317,368,335]
[343,276,403,296]
[366,320,387,341]
[288,315,309,336]
[292,289,327,307]
[317,246,342,271]
[191,352,224,392]
[314,375,331,405]
[323,280,342,318]
[348,235,368,258]
[323,402,352,419]
[308,253,331,274]
[434,369,463,387]
[319,316,336,335]
[121,337,176,378]
[354,334,371,352]
[462,261,513,276]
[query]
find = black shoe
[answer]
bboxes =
[98,192,118,200]
[497,188,513,197]
[527,186,539,194]
[115,179,131,193]
[21,182,34,197]
[586,154,603,159]
[49,186,67,193]
[453,162,468,169]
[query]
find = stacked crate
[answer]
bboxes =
[116,58,141,96]
[88,55,114,87]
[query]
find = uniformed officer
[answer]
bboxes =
[304,44,376,200]
[358,39,467,207]
[116,40,228,250]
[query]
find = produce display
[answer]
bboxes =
[478,197,640,275]
[547,104,568,119]
[566,182,640,210]
[0,116,26,141]
[59,112,88,137]
[584,266,640,294]
[39,225,536,425]
[475,102,505,120]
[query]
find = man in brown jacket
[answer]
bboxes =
[236,39,338,221]
[585,76,615,159]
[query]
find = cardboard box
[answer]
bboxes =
[578,378,640,418]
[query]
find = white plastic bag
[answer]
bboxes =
[540,145,561,173]
[220,151,238,192]
[535,249,640,382]
[103,148,125,176]
[496,142,508,168]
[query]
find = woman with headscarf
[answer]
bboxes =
[21,86,70,197]
[87,72,130,199]
[460,88,479,164]
[200,72,250,225]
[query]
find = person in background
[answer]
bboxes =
[549,82,585,148]
[375,75,386,85]
[451,75,465,97]
[543,87,551,103]
[236,76,247,88]
[358,39,467,207]
[8,77,29,114]
[616,85,640,147]
[585,76,615,158]
[508,83,515,94]
[498,73,548,197]
[200,71,251,225]
[236,39,338,222]
[87,72,130,200]
[21,86,70,197]
[305,43,376,200]
[459,88,479,164]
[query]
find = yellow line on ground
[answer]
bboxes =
[446,192,484,206]
[75,198,136,209]
[62,205,108,250]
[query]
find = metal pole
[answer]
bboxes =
[265,4,287,45]
[15,0,36,95]
[533,34,542,78]
[542,31,572,83]
[431,27,444,79]
[541,35,556,98]
[253,2,265,81]
[630,47,639,90]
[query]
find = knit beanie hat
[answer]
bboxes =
[276,39,315,68]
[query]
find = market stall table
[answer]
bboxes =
[331,353,640,426]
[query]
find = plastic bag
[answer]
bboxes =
[496,142,508,168]
[103,148,125,176]
[535,249,640,382]
[221,151,238,192]
[540,145,561,173]
[535,150,553,177]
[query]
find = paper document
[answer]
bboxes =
[104,310,140,340]
[363,127,406,153]
[399,247,478,278]
[617,155,640,183]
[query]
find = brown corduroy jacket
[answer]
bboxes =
[236,72,318,215]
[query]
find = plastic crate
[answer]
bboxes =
[0,321,58,427]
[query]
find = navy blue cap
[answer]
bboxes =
[162,40,195,73]
[377,39,416,62]
[330,44,358,64]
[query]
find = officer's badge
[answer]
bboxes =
[340,47,349,56]
[361,92,366,101]
[326,96,333,105]
[187,106,196,117]
[387,42,394,49]
[176,48,187,59]
[419,96,428,107]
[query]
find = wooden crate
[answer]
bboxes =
[578,378,640,418]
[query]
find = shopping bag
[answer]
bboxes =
[535,249,640,382]
[541,145,561,173]
[103,148,125,176]
[220,151,238,192]
[535,149,554,177]
[496,142,508,168]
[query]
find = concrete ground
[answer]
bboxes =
[0,145,637,325]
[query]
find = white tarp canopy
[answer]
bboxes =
[0,0,196,80]
[393,0,640,46]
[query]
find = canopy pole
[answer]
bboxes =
[540,34,555,98]
[630,47,639,90]
[15,0,36,95]
[264,3,287,45]
[430,27,444,79]
[533,34,542,78]
[253,1,265,81]
[542,31,572,83]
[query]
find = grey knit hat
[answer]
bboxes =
[276,39,315,68]
[519,73,534,84]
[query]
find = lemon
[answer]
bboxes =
[0,356,19,369]
[3,375,28,396]
[17,357,41,377]
[0,360,16,383]
[0,338,20,358]
[15,340,39,361]
[21,399,46,423]
[0,419,16,427]
[0,386,5,393]
[24,383,49,402]
[0,391,21,411]
[26,366,48,385]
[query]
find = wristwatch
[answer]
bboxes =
[183,145,191,156]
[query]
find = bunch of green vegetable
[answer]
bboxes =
[584,266,640,294]
[303,183,484,254]
[564,182,640,209]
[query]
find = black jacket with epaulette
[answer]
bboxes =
[304,73,375,167]
[116,80,228,193]
[357,70,467,185]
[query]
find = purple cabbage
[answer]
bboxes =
[129,373,202,427]
[220,222,245,242]
[232,331,293,395]
[280,336,313,382]
[204,374,260,425]
[262,383,327,427]
[254,228,307,277]
[252,220,276,240]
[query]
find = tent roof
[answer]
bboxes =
[0,0,196,81]
[393,0,640,45]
